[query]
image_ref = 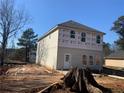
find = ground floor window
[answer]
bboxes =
[64,54,71,63]
[96,55,99,65]
[82,55,87,65]
[89,56,93,65]
[65,55,69,62]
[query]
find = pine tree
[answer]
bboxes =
[17,28,38,62]
[111,16,124,50]
[103,42,111,57]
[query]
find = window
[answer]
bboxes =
[81,32,86,42]
[82,55,87,65]
[96,55,99,65]
[96,35,101,44]
[65,55,69,62]
[81,32,86,37]
[81,38,85,42]
[64,54,71,63]
[89,56,93,65]
[70,30,75,38]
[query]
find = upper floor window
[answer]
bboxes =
[89,56,93,65]
[81,32,86,42]
[96,35,101,44]
[70,30,75,38]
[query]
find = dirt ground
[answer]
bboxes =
[0,64,63,93]
[95,76,124,93]
[0,64,124,93]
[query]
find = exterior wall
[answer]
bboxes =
[36,25,104,70]
[105,59,124,67]
[57,27,104,70]
[57,47,103,70]
[36,30,59,69]
[58,27,103,51]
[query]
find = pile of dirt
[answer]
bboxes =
[3,64,52,75]
[42,68,112,93]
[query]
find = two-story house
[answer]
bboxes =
[36,20,105,70]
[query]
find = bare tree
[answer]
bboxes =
[0,0,28,66]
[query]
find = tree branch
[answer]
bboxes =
[0,0,29,65]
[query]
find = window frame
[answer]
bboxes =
[96,55,99,65]
[96,35,101,44]
[81,32,86,42]
[70,30,75,38]
[82,55,87,65]
[89,56,93,65]
[64,53,71,63]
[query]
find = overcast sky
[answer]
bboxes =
[15,0,124,46]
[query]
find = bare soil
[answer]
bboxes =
[0,64,124,93]
[0,64,63,93]
[95,76,124,93]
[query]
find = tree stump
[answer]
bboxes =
[42,67,112,93]
[61,67,112,93]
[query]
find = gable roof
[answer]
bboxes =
[105,50,124,59]
[58,20,104,33]
[38,20,105,41]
